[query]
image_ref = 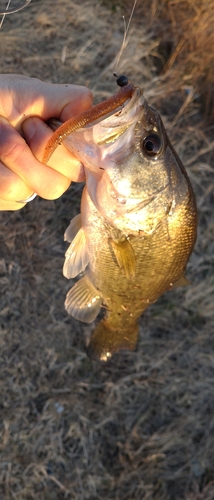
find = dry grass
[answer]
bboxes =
[0,0,214,499]
[121,0,214,118]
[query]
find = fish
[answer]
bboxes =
[43,79,197,361]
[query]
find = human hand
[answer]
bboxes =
[0,74,93,210]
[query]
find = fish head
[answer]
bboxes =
[64,87,193,234]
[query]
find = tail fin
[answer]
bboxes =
[86,319,138,361]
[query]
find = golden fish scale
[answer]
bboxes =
[84,189,197,329]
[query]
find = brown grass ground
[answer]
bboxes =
[0,1,214,499]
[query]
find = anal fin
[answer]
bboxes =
[65,275,102,323]
[63,227,89,278]
[109,236,136,280]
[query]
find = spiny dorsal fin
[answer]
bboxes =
[109,236,136,280]
[64,214,82,242]
[169,274,191,289]
[65,275,102,323]
[63,227,89,279]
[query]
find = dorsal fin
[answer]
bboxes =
[169,274,191,289]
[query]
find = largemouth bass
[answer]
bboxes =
[43,80,197,361]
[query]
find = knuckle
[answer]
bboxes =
[0,139,27,165]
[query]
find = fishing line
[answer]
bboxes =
[0,0,10,27]
[0,0,31,28]
[114,0,138,72]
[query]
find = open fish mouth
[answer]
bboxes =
[48,85,171,232]
[57,86,144,172]
[47,84,144,166]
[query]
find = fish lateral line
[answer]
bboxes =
[42,81,135,164]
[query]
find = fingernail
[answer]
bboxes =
[22,118,36,141]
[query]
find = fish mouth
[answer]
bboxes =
[60,87,166,226]
[62,86,144,171]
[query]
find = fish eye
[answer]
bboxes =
[142,133,162,157]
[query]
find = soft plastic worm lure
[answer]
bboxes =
[42,79,135,164]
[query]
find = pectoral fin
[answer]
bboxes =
[63,227,89,278]
[86,319,138,361]
[65,275,102,323]
[109,236,136,279]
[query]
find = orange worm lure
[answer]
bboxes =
[42,80,135,165]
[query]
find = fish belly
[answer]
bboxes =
[75,187,196,360]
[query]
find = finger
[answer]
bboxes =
[22,117,86,182]
[0,198,25,211]
[59,85,93,121]
[0,116,71,200]
[0,160,32,202]
[37,82,93,122]
[2,76,93,130]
